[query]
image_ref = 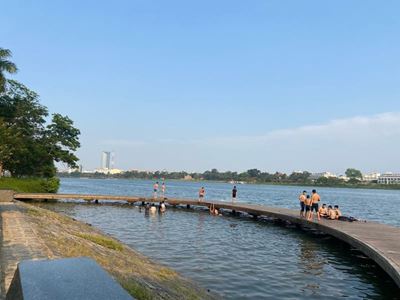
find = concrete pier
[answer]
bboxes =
[12,192,400,288]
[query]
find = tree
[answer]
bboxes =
[345,168,362,179]
[0,80,80,177]
[0,48,18,93]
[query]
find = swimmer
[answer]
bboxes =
[149,203,157,214]
[159,201,166,213]
[209,203,219,216]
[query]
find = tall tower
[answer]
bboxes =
[101,151,111,170]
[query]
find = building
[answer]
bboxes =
[363,172,381,182]
[101,151,112,170]
[95,168,123,175]
[378,173,400,185]
[309,172,337,180]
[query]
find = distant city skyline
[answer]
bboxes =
[2,1,400,173]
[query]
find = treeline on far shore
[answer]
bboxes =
[58,168,400,190]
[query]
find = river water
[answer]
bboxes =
[37,178,400,299]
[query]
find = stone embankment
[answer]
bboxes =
[0,200,216,300]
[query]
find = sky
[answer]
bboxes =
[1,0,400,174]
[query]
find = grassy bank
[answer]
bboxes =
[16,202,216,299]
[0,177,59,193]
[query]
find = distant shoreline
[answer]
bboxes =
[57,175,400,191]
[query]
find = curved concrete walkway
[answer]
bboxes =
[13,193,400,289]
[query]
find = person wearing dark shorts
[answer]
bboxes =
[310,189,321,221]
[304,195,312,219]
[232,186,237,203]
[298,190,307,217]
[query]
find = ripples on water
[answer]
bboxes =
[60,178,400,227]
[37,178,400,299]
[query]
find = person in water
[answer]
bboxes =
[318,203,328,218]
[209,203,219,215]
[153,181,159,199]
[159,201,166,213]
[304,195,312,219]
[150,203,157,213]
[232,186,238,203]
[298,190,307,217]
[198,187,205,202]
[310,189,321,221]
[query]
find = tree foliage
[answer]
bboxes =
[0,48,18,93]
[0,80,80,177]
[345,168,362,179]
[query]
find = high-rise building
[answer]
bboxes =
[101,151,112,170]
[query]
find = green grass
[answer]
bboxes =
[0,177,60,193]
[76,233,124,251]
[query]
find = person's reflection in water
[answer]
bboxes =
[298,238,325,295]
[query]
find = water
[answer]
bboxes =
[60,178,400,226]
[37,178,400,299]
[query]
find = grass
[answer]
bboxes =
[76,233,124,251]
[0,177,59,193]
[19,202,216,300]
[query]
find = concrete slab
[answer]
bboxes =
[6,257,133,300]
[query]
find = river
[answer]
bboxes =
[35,178,400,299]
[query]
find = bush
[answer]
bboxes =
[0,177,60,193]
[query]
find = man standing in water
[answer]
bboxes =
[153,181,159,199]
[232,186,238,203]
[299,190,307,217]
[198,187,205,202]
[310,189,321,221]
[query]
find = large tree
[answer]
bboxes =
[0,80,80,177]
[0,48,17,93]
[345,168,362,180]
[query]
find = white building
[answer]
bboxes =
[95,168,123,175]
[378,173,400,185]
[363,172,381,182]
[309,172,337,180]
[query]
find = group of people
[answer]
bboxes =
[298,189,342,221]
[153,181,166,199]
[142,201,167,214]
[198,185,238,203]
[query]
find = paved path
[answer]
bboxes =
[13,193,400,289]
[0,203,54,299]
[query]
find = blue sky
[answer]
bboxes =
[1,1,400,173]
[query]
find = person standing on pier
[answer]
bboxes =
[310,189,321,221]
[153,181,159,199]
[161,182,166,199]
[198,187,205,202]
[299,190,307,217]
[232,186,238,203]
